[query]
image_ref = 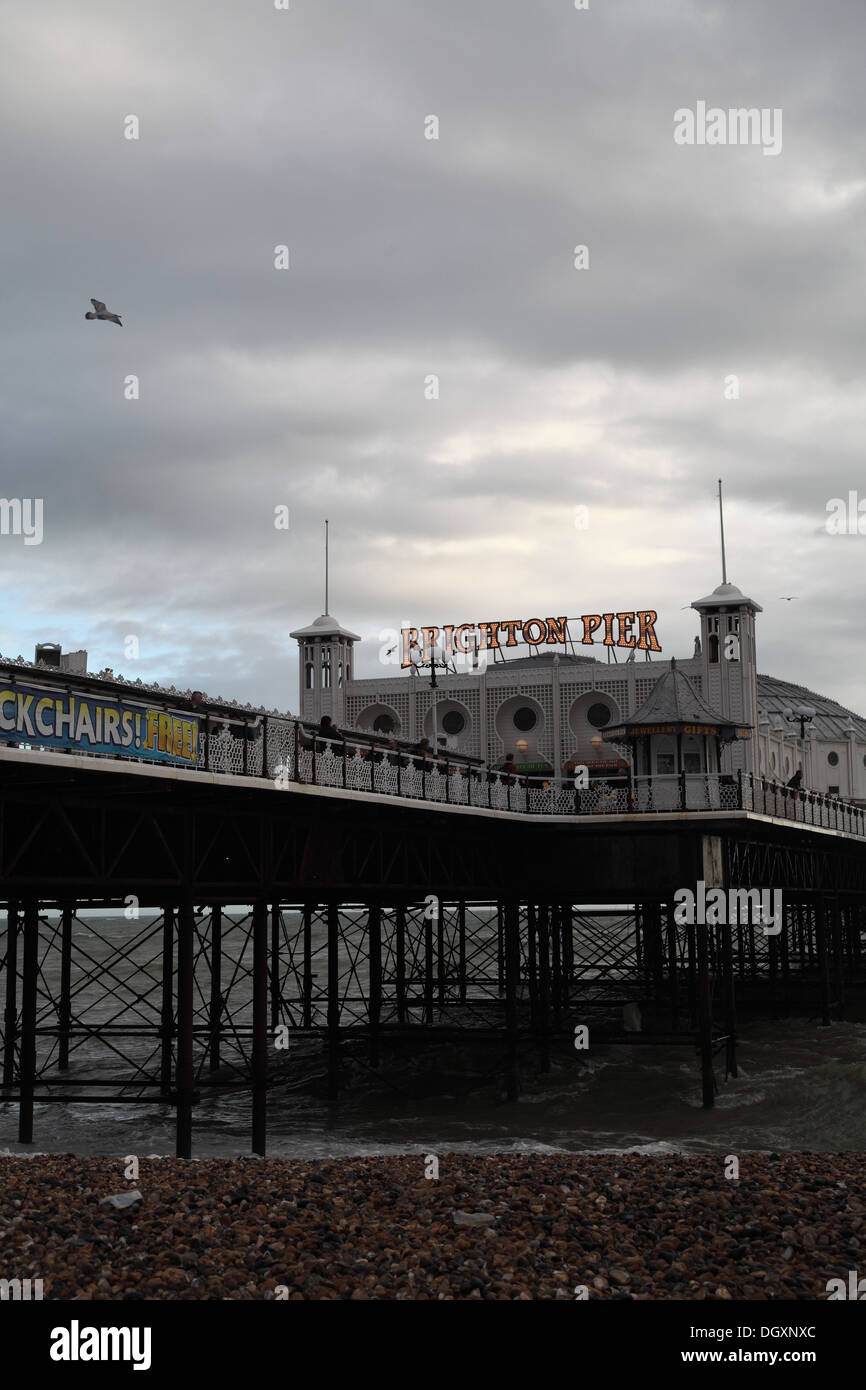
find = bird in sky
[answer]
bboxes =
[779,596,799,601]
[85,298,122,326]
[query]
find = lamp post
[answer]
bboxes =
[411,642,450,751]
[782,704,815,785]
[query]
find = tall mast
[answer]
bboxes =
[324,518,329,615]
[718,479,728,585]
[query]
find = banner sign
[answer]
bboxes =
[0,683,200,766]
[607,722,751,740]
[401,612,661,666]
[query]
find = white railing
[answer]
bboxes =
[10,711,866,837]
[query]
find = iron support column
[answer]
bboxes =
[18,903,38,1143]
[327,903,340,1103]
[209,906,222,1073]
[695,916,715,1108]
[252,899,269,1154]
[504,901,520,1101]
[160,908,174,1096]
[176,898,195,1159]
[368,903,381,1068]
[58,902,73,1071]
[3,901,19,1088]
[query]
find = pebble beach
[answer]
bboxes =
[2,1151,863,1300]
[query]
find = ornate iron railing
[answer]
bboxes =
[200,719,866,837]
[8,712,866,837]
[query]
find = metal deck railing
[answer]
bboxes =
[5,711,866,838]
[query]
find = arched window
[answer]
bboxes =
[305,663,314,690]
[322,651,331,689]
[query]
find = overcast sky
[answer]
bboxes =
[2,0,864,713]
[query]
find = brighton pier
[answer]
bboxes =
[399,610,662,664]
[1,574,866,1158]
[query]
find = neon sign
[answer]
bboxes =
[400,612,661,667]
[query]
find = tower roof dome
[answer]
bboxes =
[691,581,762,612]
[289,613,362,641]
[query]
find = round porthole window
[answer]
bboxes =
[513,707,537,732]
[442,710,465,735]
[828,751,839,767]
[587,702,611,728]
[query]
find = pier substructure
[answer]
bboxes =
[2,754,866,1151]
[2,884,865,1152]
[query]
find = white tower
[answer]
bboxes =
[290,613,361,725]
[690,581,762,773]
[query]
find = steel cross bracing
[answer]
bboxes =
[2,753,866,1156]
[3,893,866,1157]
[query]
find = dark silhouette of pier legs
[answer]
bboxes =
[3,872,866,1155]
[423,907,434,1026]
[176,899,195,1159]
[395,905,407,1024]
[302,904,313,1028]
[252,900,268,1156]
[666,902,679,1031]
[270,904,281,1032]
[538,905,551,1074]
[831,894,845,1021]
[160,907,174,1097]
[327,903,340,1105]
[58,902,73,1071]
[209,906,222,1073]
[2,901,18,1088]
[18,903,38,1142]
[561,903,573,1005]
[503,901,520,1101]
[368,904,381,1068]
[551,905,562,1033]
[721,916,737,1080]
[458,901,467,1004]
[695,911,716,1109]
[527,903,538,1034]
[817,895,832,1027]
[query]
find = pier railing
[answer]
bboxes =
[9,711,866,838]
[197,718,866,837]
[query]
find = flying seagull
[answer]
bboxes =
[85,298,122,326]
[779,596,799,601]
